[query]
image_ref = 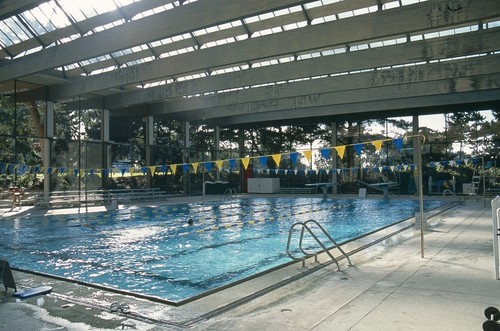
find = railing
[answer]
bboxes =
[286,219,352,271]
[220,188,236,201]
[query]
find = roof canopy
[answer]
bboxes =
[1,0,499,126]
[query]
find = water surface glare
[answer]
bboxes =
[1,198,444,302]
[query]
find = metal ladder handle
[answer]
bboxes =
[298,224,341,271]
[286,222,313,268]
[303,219,353,266]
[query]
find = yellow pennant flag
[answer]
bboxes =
[215,160,224,171]
[191,162,199,174]
[372,140,383,151]
[271,154,281,166]
[129,167,135,176]
[334,145,346,159]
[240,157,250,170]
[303,150,312,163]
[170,164,177,175]
[149,166,156,174]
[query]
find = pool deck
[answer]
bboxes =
[1,194,499,330]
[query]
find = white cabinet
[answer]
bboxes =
[247,178,280,193]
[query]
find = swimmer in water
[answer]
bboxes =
[187,218,194,226]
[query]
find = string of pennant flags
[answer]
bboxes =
[0,135,480,178]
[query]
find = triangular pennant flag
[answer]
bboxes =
[59,167,66,174]
[191,162,199,174]
[204,162,212,172]
[259,156,268,168]
[89,168,95,176]
[320,148,330,160]
[160,165,167,174]
[303,150,312,164]
[215,160,224,171]
[294,170,298,175]
[390,166,395,172]
[241,157,250,170]
[378,166,383,173]
[334,146,346,159]
[393,138,403,151]
[289,152,299,166]
[372,140,383,151]
[229,159,236,169]
[182,164,189,172]
[271,154,281,166]
[149,166,157,174]
[354,143,363,156]
[170,164,177,175]
[129,167,135,176]
[141,166,148,175]
[464,158,469,165]
[120,168,126,176]
[74,168,80,176]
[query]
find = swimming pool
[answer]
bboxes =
[1,198,444,303]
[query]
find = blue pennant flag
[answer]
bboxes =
[204,162,212,172]
[229,159,236,169]
[354,143,363,156]
[393,138,403,151]
[160,165,167,174]
[103,168,109,176]
[182,164,189,172]
[259,156,268,168]
[289,152,299,166]
[120,168,126,176]
[320,148,330,160]
[141,166,148,175]
[8,164,15,174]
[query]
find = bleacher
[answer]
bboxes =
[279,187,315,194]
[34,188,168,208]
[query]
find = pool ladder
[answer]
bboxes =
[286,220,353,271]
[220,188,236,201]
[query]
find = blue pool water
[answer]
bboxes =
[1,198,444,302]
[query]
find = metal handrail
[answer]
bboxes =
[220,188,236,201]
[286,219,352,271]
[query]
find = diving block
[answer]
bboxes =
[368,182,399,198]
[305,182,338,198]
[0,259,17,292]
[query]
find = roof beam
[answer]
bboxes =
[0,0,312,82]
[47,0,500,100]
[148,55,500,116]
[60,28,500,110]
[208,90,500,127]
[0,0,47,21]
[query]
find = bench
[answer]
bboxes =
[34,188,169,208]
[279,187,315,194]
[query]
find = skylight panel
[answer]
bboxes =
[0,18,31,45]
[37,2,72,30]
[383,1,401,10]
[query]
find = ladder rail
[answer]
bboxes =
[286,219,353,271]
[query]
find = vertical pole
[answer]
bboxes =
[101,108,110,189]
[331,122,338,195]
[145,115,154,187]
[44,101,55,197]
[413,115,425,258]
[214,125,220,181]
[183,121,190,195]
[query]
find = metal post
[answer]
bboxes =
[492,196,500,279]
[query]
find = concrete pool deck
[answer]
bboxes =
[1,195,499,330]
